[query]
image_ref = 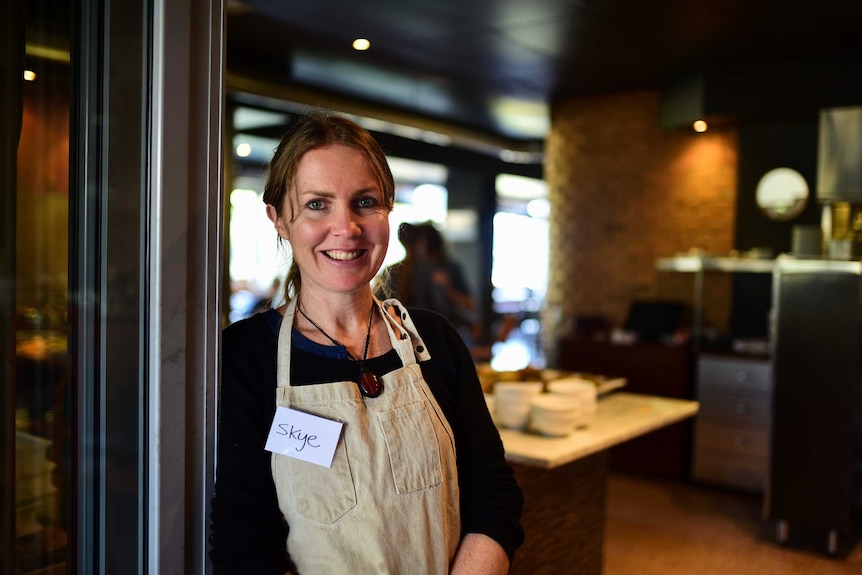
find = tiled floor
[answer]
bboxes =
[604,473,862,575]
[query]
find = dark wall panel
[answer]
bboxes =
[732,118,822,340]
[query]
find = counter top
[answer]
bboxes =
[498,392,699,469]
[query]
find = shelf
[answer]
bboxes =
[774,255,862,275]
[656,256,774,347]
[657,254,862,275]
[656,256,775,274]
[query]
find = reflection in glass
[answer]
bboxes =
[12,10,71,574]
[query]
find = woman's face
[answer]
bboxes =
[267,143,390,299]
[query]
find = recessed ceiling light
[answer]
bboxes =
[23,70,36,81]
[693,119,708,133]
[235,142,252,157]
[352,38,371,51]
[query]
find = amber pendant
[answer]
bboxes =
[358,366,383,398]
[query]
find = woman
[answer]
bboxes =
[210,112,524,574]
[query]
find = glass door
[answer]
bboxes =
[3,1,72,572]
[2,0,224,573]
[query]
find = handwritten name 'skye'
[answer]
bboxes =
[266,406,343,468]
[275,423,319,452]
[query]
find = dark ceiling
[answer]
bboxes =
[227,0,862,152]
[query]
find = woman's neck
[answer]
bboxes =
[293,290,384,358]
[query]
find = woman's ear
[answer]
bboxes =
[266,204,289,240]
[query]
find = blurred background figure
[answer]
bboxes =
[383,221,477,343]
[412,222,477,344]
[384,222,419,306]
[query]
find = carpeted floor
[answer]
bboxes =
[604,473,862,575]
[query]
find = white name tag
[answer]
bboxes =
[265,406,344,468]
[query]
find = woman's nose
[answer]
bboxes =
[332,205,361,235]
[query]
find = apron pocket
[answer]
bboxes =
[277,440,357,524]
[379,401,443,494]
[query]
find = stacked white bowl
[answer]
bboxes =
[546,377,598,428]
[529,394,584,436]
[493,381,543,429]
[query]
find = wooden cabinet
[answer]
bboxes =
[692,355,772,492]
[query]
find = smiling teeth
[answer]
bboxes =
[326,250,360,261]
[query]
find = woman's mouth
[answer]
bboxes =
[324,249,365,261]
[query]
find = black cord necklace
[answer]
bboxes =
[297,301,383,398]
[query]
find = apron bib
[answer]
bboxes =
[271,298,461,574]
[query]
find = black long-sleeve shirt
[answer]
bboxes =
[210,307,524,574]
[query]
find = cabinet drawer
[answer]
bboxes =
[698,356,772,395]
[696,392,771,426]
[692,448,766,492]
[694,419,769,457]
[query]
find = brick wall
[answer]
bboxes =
[544,91,738,339]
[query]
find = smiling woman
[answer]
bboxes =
[267,144,391,299]
[211,112,524,575]
[262,115,395,303]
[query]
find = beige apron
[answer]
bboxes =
[271,298,461,574]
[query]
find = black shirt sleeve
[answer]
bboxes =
[210,313,292,575]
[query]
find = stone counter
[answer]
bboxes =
[503,392,699,574]
[499,392,700,468]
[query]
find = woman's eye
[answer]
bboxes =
[356,196,377,209]
[307,199,325,210]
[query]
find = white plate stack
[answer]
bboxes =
[546,377,598,429]
[493,382,543,429]
[529,394,585,436]
[15,432,57,537]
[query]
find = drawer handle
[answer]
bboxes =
[735,403,747,414]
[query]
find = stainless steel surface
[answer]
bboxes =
[791,224,822,257]
[656,256,776,273]
[774,253,862,274]
[766,259,862,548]
[818,107,862,203]
[693,356,772,493]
